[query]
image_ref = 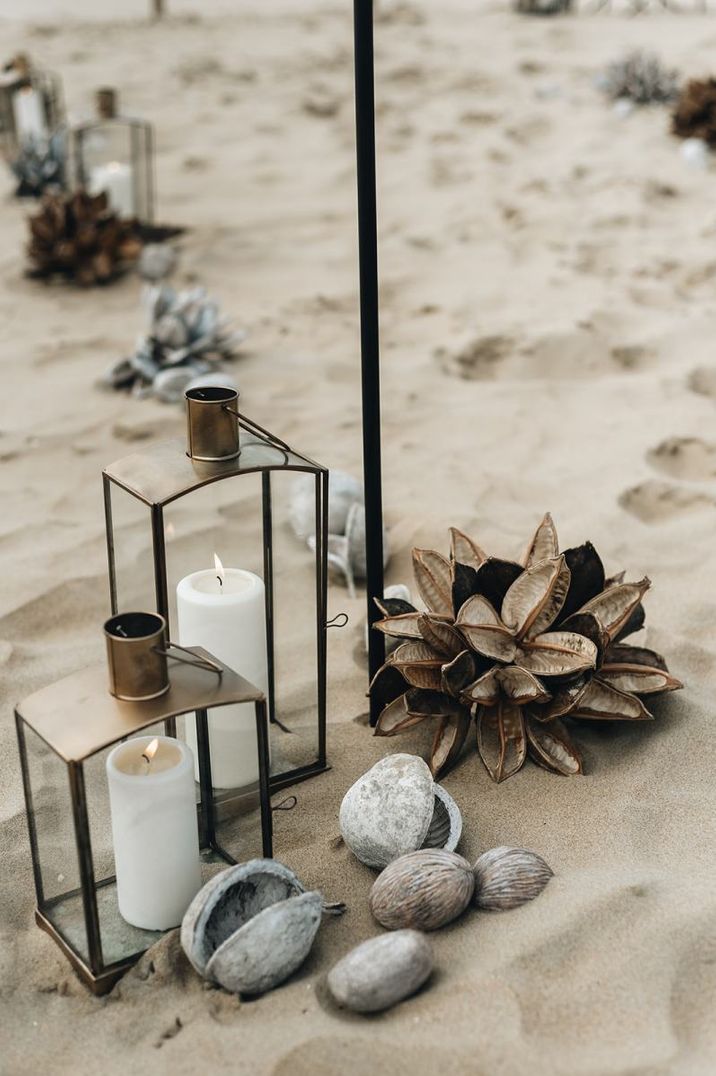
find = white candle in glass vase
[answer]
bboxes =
[177,556,269,790]
[12,86,46,143]
[106,735,202,931]
[89,161,133,217]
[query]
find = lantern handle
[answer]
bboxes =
[222,406,292,460]
[327,612,349,629]
[153,643,223,677]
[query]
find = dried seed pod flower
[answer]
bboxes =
[370,514,682,783]
[672,78,716,146]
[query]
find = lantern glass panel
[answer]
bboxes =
[104,480,156,612]
[20,720,81,907]
[74,118,152,221]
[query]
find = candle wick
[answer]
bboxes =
[141,751,152,771]
[217,575,223,589]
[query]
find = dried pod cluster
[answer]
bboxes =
[370,513,682,783]
[26,190,142,286]
[672,78,716,146]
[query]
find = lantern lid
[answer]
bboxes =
[15,647,263,763]
[103,431,326,507]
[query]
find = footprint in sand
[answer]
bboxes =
[688,367,716,400]
[619,480,715,524]
[647,437,716,481]
[435,335,513,380]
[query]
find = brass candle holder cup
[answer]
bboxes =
[104,611,221,701]
[185,386,241,462]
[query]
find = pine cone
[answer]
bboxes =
[26,189,142,286]
[672,78,716,146]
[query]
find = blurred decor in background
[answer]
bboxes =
[103,284,247,400]
[26,189,182,287]
[513,0,572,15]
[0,53,66,197]
[70,88,154,223]
[598,51,680,106]
[672,77,716,146]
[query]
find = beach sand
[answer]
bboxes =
[1,2,716,1073]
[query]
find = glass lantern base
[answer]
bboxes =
[37,846,233,996]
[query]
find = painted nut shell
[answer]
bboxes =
[207,890,323,995]
[473,847,553,911]
[339,754,462,870]
[181,859,315,993]
[370,849,475,931]
[327,930,433,1013]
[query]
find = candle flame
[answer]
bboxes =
[214,553,225,587]
[165,521,176,541]
[142,737,160,767]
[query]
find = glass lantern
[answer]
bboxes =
[102,390,330,807]
[0,53,64,163]
[70,88,153,221]
[15,640,272,995]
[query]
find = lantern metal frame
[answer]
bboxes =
[15,648,272,996]
[70,112,154,222]
[0,66,65,163]
[102,419,330,795]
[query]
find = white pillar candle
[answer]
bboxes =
[12,86,46,143]
[177,564,268,790]
[106,735,202,931]
[88,161,134,217]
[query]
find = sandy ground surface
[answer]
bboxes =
[2,3,716,1074]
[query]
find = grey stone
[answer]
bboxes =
[327,930,433,1013]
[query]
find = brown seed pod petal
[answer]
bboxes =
[529,679,588,721]
[569,678,653,721]
[418,614,465,659]
[602,644,668,672]
[370,849,475,931]
[392,641,444,691]
[526,717,583,775]
[521,512,559,568]
[559,542,606,623]
[374,613,424,640]
[374,694,428,736]
[430,708,472,775]
[599,663,683,696]
[517,631,597,678]
[449,527,486,571]
[374,596,417,618]
[456,595,517,662]
[441,650,478,698]
[579,578,651,644]
[473,847,553,911]
[412,549,453,617]
[476,700,527,783]
[452,558,523,620]
[502,556,570,640]
[497,666,550,705]
[461,668,500,706]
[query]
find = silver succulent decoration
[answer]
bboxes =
[11,130,66,198]
[599,51,680,106]
[103,284,247,402]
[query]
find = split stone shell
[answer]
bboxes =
[339,754,462,870]
[472,847,554,911]
[370,849,475,932]
[327,930,433,1014]
[180,859,322,995]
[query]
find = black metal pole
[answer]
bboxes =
[353,0,386,723]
